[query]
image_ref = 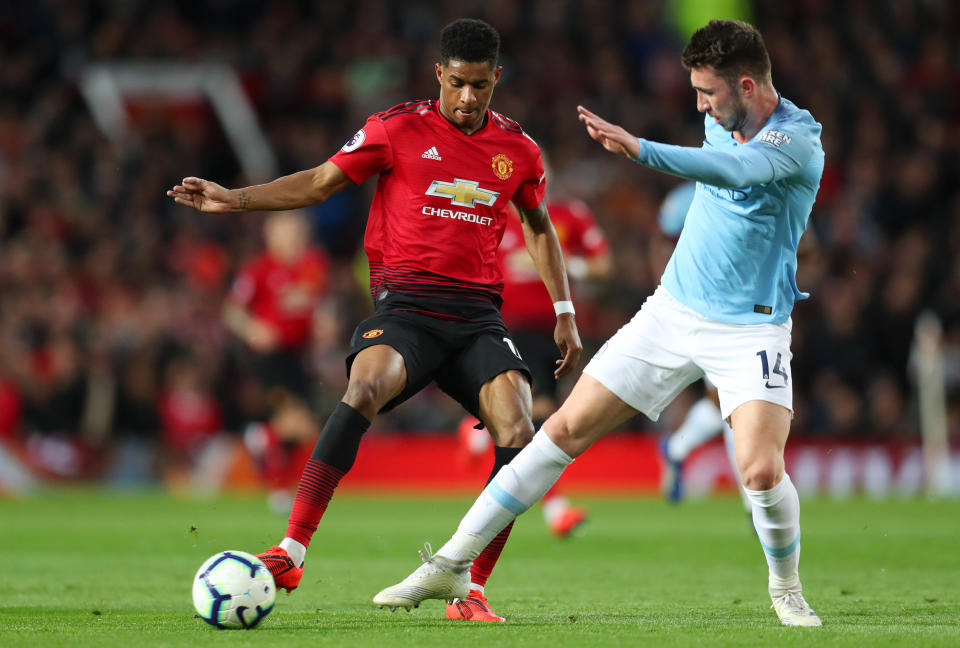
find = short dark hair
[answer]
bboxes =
[440,18,500,68]
[681,20,771,85]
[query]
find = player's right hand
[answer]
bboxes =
[577,106,640,160]
[166,177,235,212]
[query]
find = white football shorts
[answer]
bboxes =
[584,286,793,421]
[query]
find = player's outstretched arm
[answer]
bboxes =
[577,106,640,160]
[166,161,352,212]
[517,201,583,377]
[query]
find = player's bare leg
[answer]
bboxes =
[375,375,636,609]
[465,374,635,554]
[456,395,588,539]
[261,345,405,592]
[543,375,637,457]
[532,395,588,538]
[442,370,532,621]
[731,400,820,626]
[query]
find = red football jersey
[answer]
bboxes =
[499,200,609,330]
[229,249,330,349]
[329,100,545,304]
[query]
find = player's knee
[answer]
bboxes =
[342,378,390,414]
[543,413,590,458]
[486,415,534,447]
[740,459,782,491]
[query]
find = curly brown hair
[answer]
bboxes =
[681,20,771,86]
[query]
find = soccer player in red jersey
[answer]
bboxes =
[167,18,582,622]
[224,211,328,511]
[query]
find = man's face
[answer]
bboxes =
[690,65,748,133]
[435,59,501,134]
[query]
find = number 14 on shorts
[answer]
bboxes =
[757,350,788,389]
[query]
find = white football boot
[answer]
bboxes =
[373,543,471,611]
[770,586,822,626]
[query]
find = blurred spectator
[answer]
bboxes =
[224,210,328,507]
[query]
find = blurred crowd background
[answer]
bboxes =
[0,0,958,485]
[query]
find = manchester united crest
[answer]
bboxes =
[491,153,513,180]
[362,329,384,339]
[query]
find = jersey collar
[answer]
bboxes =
[745,94,784,144]
[433,101,491,137]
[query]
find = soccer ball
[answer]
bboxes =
[192,550,276,629]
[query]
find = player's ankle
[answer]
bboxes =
[769,571,800,592]
[279,537,307,567]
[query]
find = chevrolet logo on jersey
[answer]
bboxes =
[426,178,500,208]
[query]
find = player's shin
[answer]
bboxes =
[470,446,522,589]
[437,429,574,562]
[282,402,370,562]
[745,472,802,588]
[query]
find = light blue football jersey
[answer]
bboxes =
[636,97,823,324]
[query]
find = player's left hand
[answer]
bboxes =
[553,314,582,378]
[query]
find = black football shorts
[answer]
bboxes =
[510,328,563,400]
[345,293,531,418]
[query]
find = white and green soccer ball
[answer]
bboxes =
[192,550,276,629]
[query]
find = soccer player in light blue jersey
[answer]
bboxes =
[376,20,823,627]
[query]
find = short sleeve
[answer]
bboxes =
[511,148,546,210]
[746,125,816,182]
[328,117,393,185]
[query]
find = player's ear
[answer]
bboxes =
[493,65,502,83]
[738,75,755,97]
[435,62,444,84]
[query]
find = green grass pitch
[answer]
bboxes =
[2,489,958,647]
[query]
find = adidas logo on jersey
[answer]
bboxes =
[421,146,442,160]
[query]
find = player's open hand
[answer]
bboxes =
[553,314,582,378]
[577,106,640,160]
[166,177,235,212]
